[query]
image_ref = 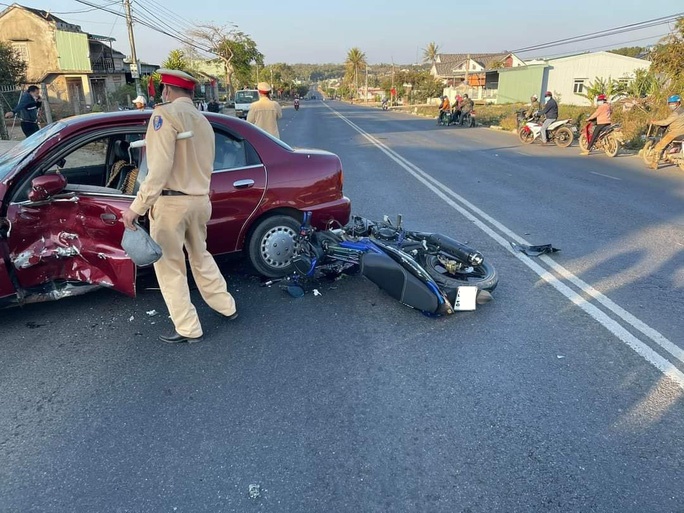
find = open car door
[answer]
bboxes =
[4,177,136,302]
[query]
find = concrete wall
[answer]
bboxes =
[546,52,651,106]
[0,7,59,82]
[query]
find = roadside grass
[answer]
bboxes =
[396,101,668,149]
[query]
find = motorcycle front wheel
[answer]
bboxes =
[518,127,534,144]
[554,127,574,148]
[604,134,620,157]
[420,254,498,293]
[642,140,656,166]
[578,133,589,152]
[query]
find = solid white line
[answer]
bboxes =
[590,171,622,181]
[326,104,684,390]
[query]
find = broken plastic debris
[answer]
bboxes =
[128,315,134,322]
[313,289,322,296]
[287,285,304,298]
[248,484,261,499]
[557,355,565,359]
[146,310,158,317]
[510,241,560,257]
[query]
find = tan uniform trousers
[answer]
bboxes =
[149,195,236,338]
[654,128,684,157]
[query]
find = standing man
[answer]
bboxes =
[121,69,237,344]
[581,94,612,155]
[459,94,474,125]
[247,82,282,138]
[649,94,683,170]
[4,85,42,138]
[540,91,558,145]
[132,95,147,110]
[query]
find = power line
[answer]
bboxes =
[543,33,667,59]
[72,0,211,54]
[142,0,197,34]
[513,12,683,53]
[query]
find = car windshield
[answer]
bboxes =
[235,91,259,103]
[0,122,66,182]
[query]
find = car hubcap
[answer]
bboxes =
[260,226,297,269]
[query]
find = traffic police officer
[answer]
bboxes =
[122,68,237,344]
[246,82,282,138]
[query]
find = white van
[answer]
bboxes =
[234,89,259,119]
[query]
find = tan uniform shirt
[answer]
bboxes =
[130,97,215,216]
[654,106,684,132]
[246,96,283,138]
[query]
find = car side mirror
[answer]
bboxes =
[28,174,67,202]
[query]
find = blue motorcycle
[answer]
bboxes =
[288,213,498,316]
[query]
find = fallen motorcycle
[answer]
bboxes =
[579,120,624,157]
[641,123,684,171]
[517,111,575,147]
[286,212,498,316]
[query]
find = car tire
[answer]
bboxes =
[248,215,301,277]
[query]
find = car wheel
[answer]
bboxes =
[248,215,300,277]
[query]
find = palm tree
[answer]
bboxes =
[422,42,440,66]
[345,47,367,98]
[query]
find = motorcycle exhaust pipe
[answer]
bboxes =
[426,234,484,266]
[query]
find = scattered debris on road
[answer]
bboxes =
[248,484,261,499]
[510,242,561,257]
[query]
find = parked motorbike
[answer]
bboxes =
[288,212,498,316]
[294,99,300,111]
[382,100,389,111]
[642,123,684,171]
[578,120,624,157]
[517,110,575,147]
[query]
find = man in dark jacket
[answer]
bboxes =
[540,91,558,144]
[207,99,221,113]
[4,85,42,137]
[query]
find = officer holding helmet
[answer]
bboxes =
[122,68,238,344]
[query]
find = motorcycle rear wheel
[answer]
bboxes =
[421,255,498,293]
[554,127,574,148]
[578,133,589,152]
[518,127,534,144]
[604,134,620,157]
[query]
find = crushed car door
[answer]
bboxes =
[5,193,136,298]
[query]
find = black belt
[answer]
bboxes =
[160,190,187,196]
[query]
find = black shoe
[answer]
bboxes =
[159,331,203,344]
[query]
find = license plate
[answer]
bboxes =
[452,286,478,311]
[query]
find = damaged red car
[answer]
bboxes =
[0,111,350,306]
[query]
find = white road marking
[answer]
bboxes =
[590,171,622,181]
[326,104,684,390]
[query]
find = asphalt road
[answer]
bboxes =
[1,100,683,512]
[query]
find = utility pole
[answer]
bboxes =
[124,0,142,96]
[465,53,470,94]
[391,58,395,104]
[365,65,368,103]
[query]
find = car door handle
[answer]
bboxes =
[233,179,255,189]
[100,213,118,224]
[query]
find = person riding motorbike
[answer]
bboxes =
[294,97,300,110]
[438,96,451,125]
[460,94,474,121]
[581,93,612,155]
[540,91,558,144]
[649,94,684,169]
[525,94,540,118]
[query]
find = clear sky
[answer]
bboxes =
[5,0,683,65]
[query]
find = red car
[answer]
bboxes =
[0,111,350,306]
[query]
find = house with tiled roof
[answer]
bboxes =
[431,52,526,102]
[0,3,138,115]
